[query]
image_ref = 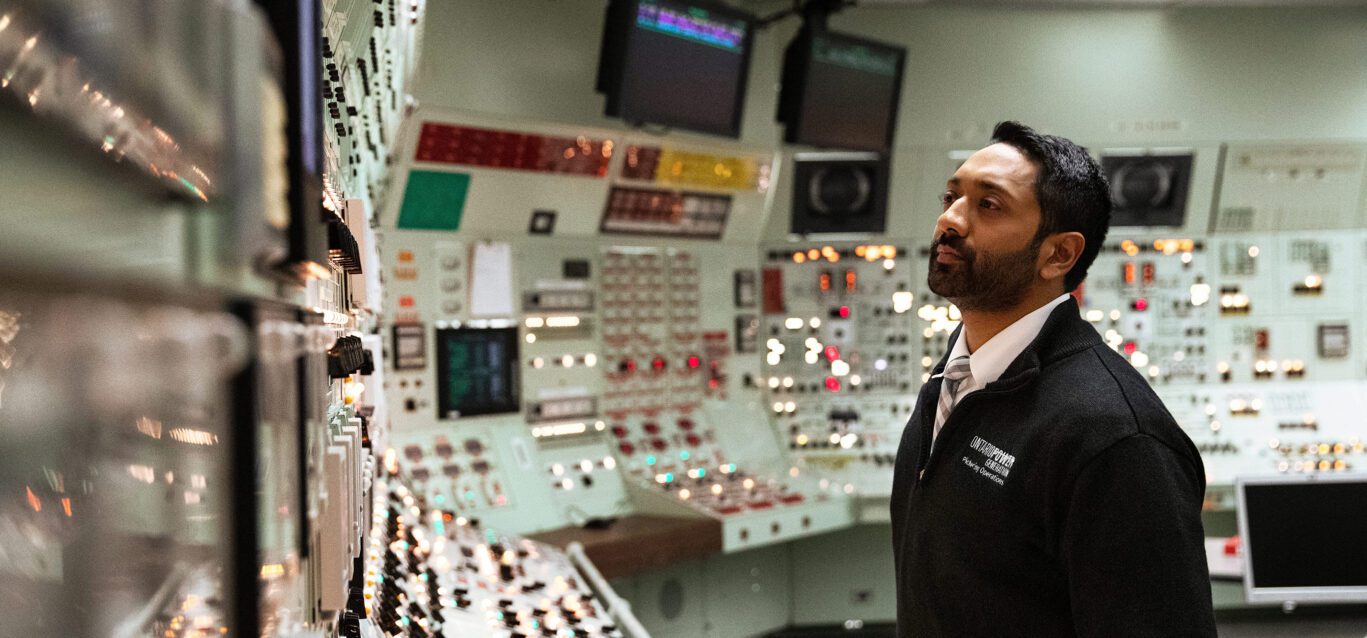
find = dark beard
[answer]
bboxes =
[927,235,1040,312]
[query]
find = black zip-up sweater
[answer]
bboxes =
[891,298,1216,637]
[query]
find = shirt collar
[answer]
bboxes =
[947,293,1073,387]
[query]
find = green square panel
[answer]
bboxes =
[397,170,471,231]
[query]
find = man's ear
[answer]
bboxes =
[1039,232,1085,283]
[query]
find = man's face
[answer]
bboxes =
[928,143,1045,312]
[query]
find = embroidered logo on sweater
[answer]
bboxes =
[962,435,1016,486]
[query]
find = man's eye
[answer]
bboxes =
[979,198,1000,210]
[940,191,957,207]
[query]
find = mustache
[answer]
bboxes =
[931,234,969,255]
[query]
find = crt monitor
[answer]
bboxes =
[1100,152,1194,229]
[1236,474,1367,605]
[778,27,906,152]
[435,327,520,419]
[598,0,755,138]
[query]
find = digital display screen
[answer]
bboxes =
[1244,481,1367,589]
[1102,154,1193,228]
[787,31,905,152]
[435,327,519,418]
[608,0,753,138]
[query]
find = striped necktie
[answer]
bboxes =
[933,355,974,444]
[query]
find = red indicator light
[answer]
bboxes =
[399,295,415,308]
[618,442,635,455]
[1123,342,1137,356]
[819,272,832,293]
[825,376,841,392]
[687,355,702,369]
[652,357,667,371]
[844,270,857,292]
[824,346,840,362]
[838,306,851,319]
[1133,298,1149,311]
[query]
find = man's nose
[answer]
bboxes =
[935,196,968,240]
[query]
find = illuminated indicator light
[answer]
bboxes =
[711,484,723,495]
[824,346,840,361]
[552,464,565,476]
[805,351,819,364]
[808,249,820,260]
[793,252,806,264]
[1133,298,1148,311]
[743,478,756,490]
[1122,342,1137,356]
[584,353,597,367]
[665,473,674,483]
[831,360,850,377]
[680,450,690,460]
[1181,252,1193,264]
[603,456,616,470]
[796,434,810,446]
[525,317,545,328]
[855,246,867,257]
[561,354,574,367]
[883,258,896,271]
[545,316,580,328]
[825,377,841,392]
[773,402,785,413]
[809,317,822,328]
[838,305,851,318]
[782,377,794,388]
[399,295,415,308]
[845,270,857,291]
[784,401,796,412]
[697,468,705,477]
[652,357,666,371]
[819,272,832,292]
[679,489,691,500]
[526,333,537,344]
[768,377,781,389]
[1247,245,1260,258]
[850,375,861,385]
[532,357,545,368]
[687,355,702,369]
[645,455,657,465]
[60,497,71,517]
[875,359,889,371]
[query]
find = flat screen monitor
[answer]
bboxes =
[435,327,520,419]
[1237,474,1367,605]
[779,28,905,152]
[598,0,754,138]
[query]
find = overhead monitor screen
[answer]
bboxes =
[1240,476,1367,604]
[604,0,754,138]
[435,327,520,419]
[783,30,905,152]
[1101,153,1194,228]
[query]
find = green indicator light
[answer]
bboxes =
[698,468,706,477]
[680,450,690,460]
[465,491,476,501]
[665,473,674,482]
[434,494,445,504]
[646,455,657,465]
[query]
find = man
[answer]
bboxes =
[890,121,1216,636]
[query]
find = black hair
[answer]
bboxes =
[990,121,1111,292]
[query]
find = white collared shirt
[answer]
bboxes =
[940,292,1072,403]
